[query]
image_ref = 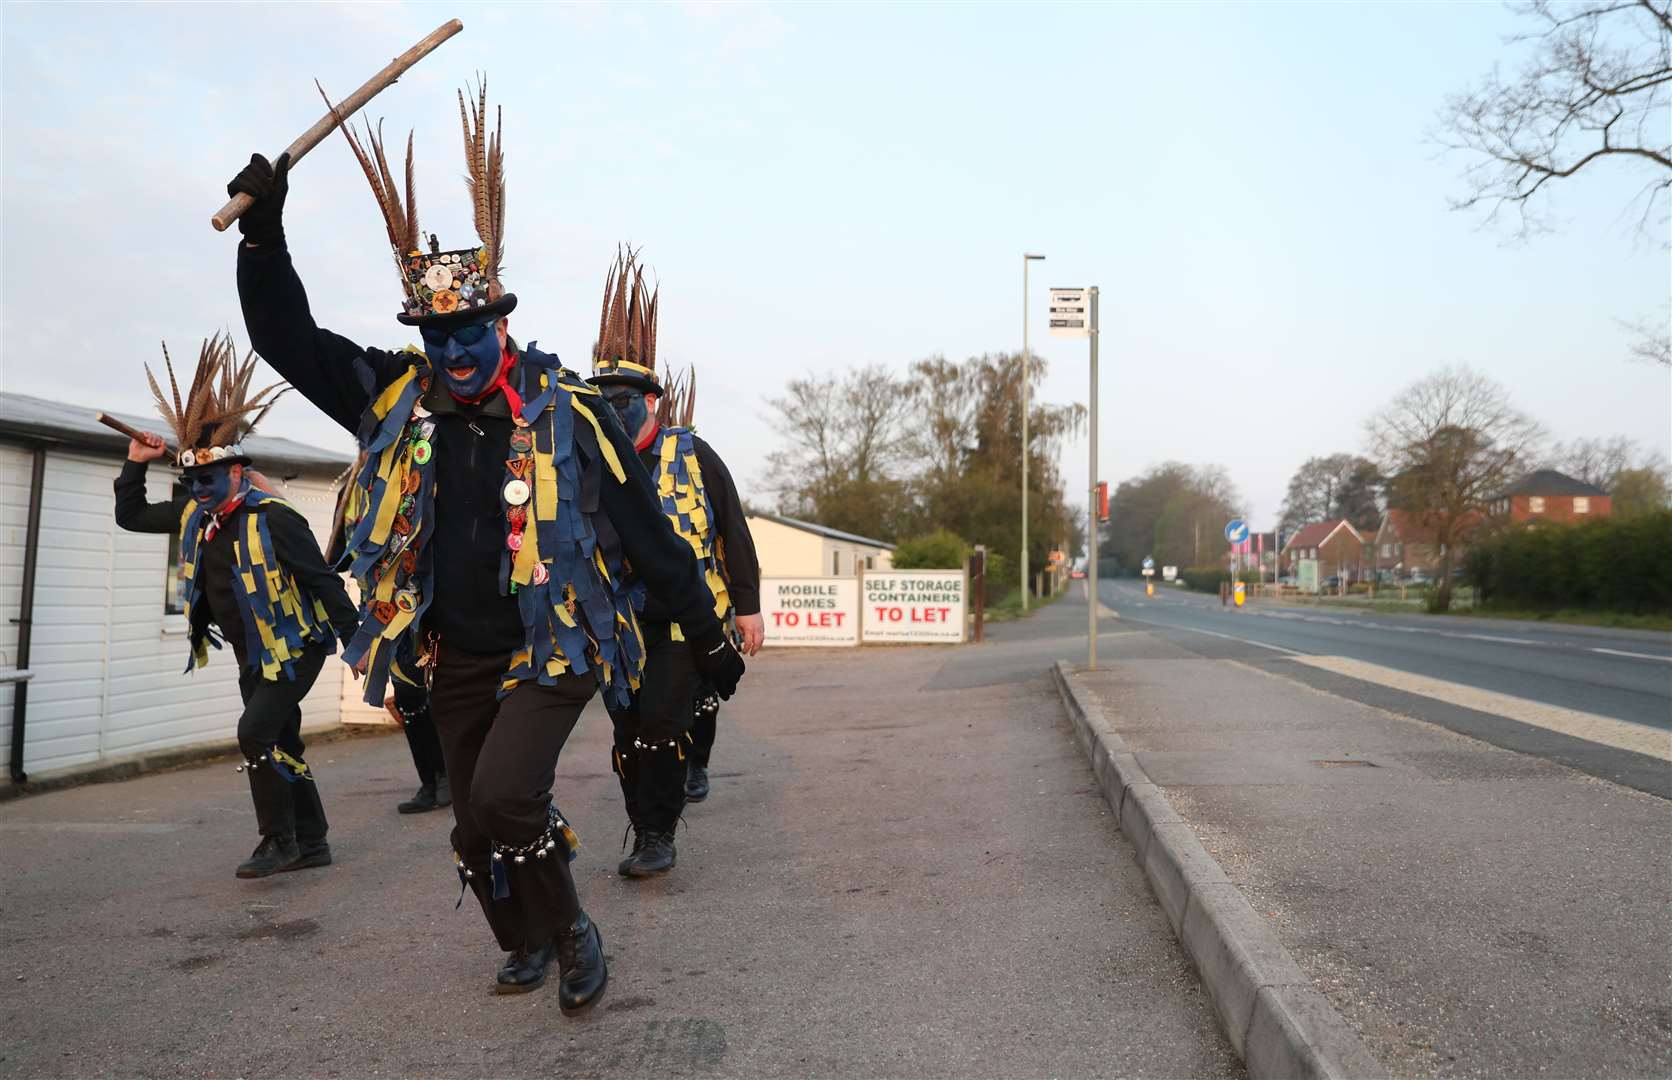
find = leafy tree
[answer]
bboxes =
[891,528,970,569]
[1108,462,1242,574]
[1366,366,1544,611]
[1277,454,1383,535]
[1612,466,1672,515]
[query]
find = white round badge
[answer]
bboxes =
[503,479,531,506]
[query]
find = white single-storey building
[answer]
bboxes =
[745,513,894,578]
[0,392,372,791]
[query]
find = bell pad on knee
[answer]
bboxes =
[488,805,581,899]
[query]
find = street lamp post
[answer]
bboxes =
[1021,253,1045,611]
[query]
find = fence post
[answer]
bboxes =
[971,546,987,642]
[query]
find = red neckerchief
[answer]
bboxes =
[204,490,248,542]
[635,421,660,453]
[450,345,524,417]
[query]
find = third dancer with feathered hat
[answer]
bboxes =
[589,249,763,878]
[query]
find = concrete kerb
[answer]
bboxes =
[1049,660,1388,1080]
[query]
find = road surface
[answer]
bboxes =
[1098,578,1671,796]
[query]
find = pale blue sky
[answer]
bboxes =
[3,1,1667,530]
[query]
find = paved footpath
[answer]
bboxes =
[1062,589,1672,1079]
[0,623,1241,1078]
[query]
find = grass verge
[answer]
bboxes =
[983,584,1067,623]
[1454,607,1672,633]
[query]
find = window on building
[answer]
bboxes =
[164,482,187,614]
[832,550,841,575]
[1528,496,1545,513]
[1380,543,1391,557]
[865,555,875,570]
[1573,496,1589,514]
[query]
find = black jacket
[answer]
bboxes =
[236,240,722,654]
[636,433,762,623]
[113,460,360,659]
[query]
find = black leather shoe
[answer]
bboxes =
[434,772,452,808]
[684,764,710,802]
[621,831,676,877]
[555,914,608,1014]
[293,840,332,870]
[398,784,440,814]
[236,835,302,878]
[495,939,557,994]
[617,825,647,876]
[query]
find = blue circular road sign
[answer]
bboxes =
[1225,519,1249,544]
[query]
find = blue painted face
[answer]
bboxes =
[421,319,503,399]
[183,463,238,508]
[602,386,649,439]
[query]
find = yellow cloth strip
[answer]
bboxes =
[570,397,626,483]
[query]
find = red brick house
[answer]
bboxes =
[1486,469,1612,524]
[1373,508,1485,581]
[1280,519,1367,582]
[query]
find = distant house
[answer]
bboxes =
[1280,519,1367,582]
[1373,508,1485,581]
[745,514,895,578]
[1486,469,1611,524]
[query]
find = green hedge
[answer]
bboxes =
[1463,510,1672,613]
[1178,566,1230,594]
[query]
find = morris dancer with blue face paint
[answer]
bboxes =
[226,80,745,1008]
[588,249,764,878]
[114,334,360,879]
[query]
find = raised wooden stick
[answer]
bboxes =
[95,411,159,445]
[210,18,464,231]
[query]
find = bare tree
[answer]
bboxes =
[1366,367,1545,610]
[1437,0,1671,238]
[1544,434,1669,486]
[760,364,915,536]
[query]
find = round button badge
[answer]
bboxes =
[412,439,433,465]
[503,479,530,506]
[510,430,534,454]
[506,531,523,552]
[531,563,550,585]
[394,589,418,613]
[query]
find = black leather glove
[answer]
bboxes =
[686,621,745,700]
[226,152,290,247]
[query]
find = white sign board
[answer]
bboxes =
[761,577,860,647]
[1141,568,1155,577]
[1049,288,1090,338]
[861,570,967,644]
[1162,565,1178,582]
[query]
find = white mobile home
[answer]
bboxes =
[0,392,358,790]
[745,513,894,578]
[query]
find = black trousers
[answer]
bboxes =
[235,642,330,845]
[392,675,444,787]
[607,623,697,832]
[429,640,594,952]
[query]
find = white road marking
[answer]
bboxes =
[1451,633,1539,645]
[1590,647,1672,663]
[1289,655,1672,762]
